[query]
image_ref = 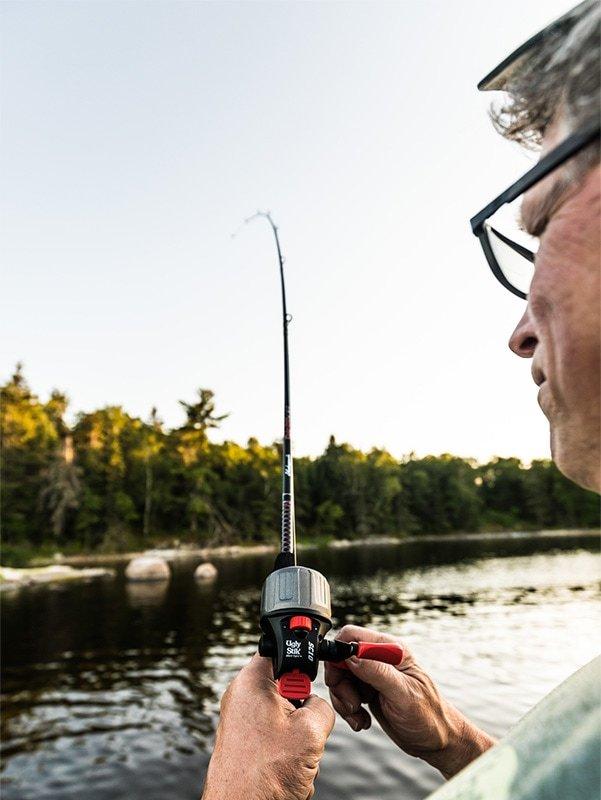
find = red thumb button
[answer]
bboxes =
[289,615,312,632]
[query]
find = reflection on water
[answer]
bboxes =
[126,581,170,609]
[1,533,599,800]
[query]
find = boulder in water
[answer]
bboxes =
[0,564,113,589]
[194,562,218,581]
[125,556,170,582]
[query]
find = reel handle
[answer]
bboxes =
[331,641,403,671]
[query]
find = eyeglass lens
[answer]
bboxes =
[485,196,537,296]
[486,225,535,296]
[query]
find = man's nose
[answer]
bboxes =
[508,306,538,358]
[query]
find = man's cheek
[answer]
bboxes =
[530,238,582,334]
[527,267,553,326]
[532,234,565,290]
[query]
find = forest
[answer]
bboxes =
[1,364,599,564]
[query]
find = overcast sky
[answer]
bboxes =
[2,0,571,463]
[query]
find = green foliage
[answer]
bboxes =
[1,543,42,567]
[315,500,345,537]
[402,454,482,534]
[1,367,599,556]
[1,365,59,543]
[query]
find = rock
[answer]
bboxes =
[0,567,28,584]
[125,556,170,582]
[0,565,114,590]
[194,562,218,581]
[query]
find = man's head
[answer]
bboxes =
[485,1,600,491]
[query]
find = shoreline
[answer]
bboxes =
[1,529,597,590]
[22,527,600,568]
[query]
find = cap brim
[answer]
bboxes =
[478,0,593,91]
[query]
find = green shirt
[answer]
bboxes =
[428,656,601,800]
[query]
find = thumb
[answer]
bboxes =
[234,654,285,701]
[346,656,404,696]
[335,624,398,645]
[298,694,336,737]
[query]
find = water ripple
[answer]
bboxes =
[1,536,599,800]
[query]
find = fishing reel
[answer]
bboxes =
[258,565,403,701]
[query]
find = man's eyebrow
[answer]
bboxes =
[518,177,571,237]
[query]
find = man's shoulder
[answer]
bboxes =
[427,657,601,800]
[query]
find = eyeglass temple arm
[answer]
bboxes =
[488,226,535,263]
[470,120,601,235]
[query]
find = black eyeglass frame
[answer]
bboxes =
[470,120,601,299]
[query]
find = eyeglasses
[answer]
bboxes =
[470,120,601,299]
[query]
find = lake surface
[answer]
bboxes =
[2,532,600,800]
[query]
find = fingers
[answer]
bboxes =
[326,626,408,732]
[334,624,400,646]
[345,656,404,696]
[326,626,412,725]
[323,661,345,690]
[326,670,361,714]
[324,659,357,689]
[299,693,336,737]
[325,663,375,734]
[325,667,362,706]
[334,625,412,671]
[330,690,372,731]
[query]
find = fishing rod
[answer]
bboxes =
[240,211,403,703]
[242,212,296,569]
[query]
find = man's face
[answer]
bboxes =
[509,125,601,491]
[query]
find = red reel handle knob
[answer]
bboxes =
[355,642,403,665]
[333,641,403,671]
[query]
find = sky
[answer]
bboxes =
[1,0,572,464]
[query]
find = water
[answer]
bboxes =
[1,532,600,800]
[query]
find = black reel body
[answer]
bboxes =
[259,566,332,700]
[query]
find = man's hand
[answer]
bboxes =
[202,654,335,800]
[325,625,495,779]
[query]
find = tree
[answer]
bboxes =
[1,365,58,542]
[142,407,163,539]
[73,406,140,548]
[479,457,527,529]
[315,500,344,537]
[179,388,228,433]
[173,389,229,541]
[39,392,82,539]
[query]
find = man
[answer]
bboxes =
[201,3,600,798]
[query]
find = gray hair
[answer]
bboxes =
[491,0,600,171]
